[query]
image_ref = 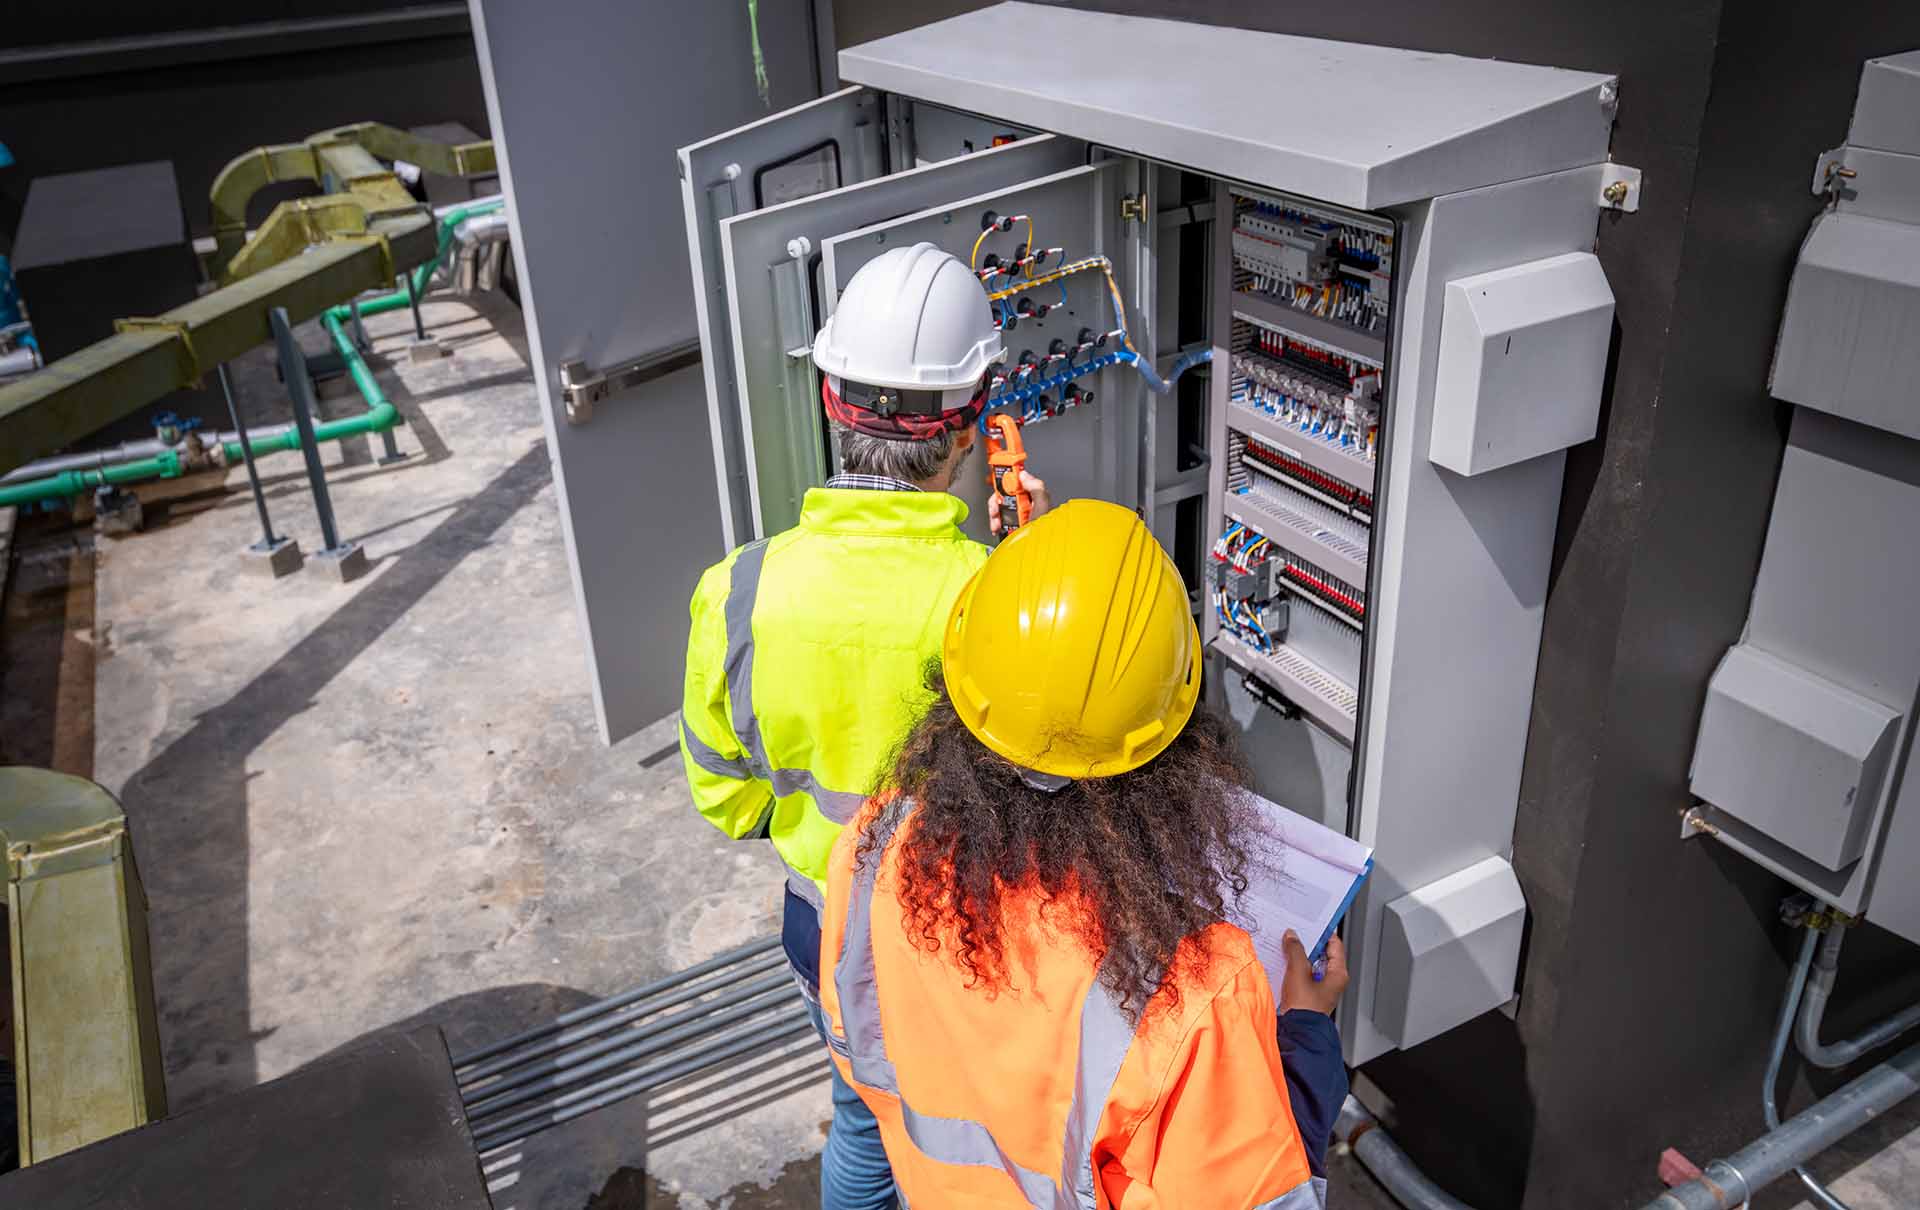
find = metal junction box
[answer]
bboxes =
[1692,643,1901,872]
[663,2,1625,1063]
[1375,856,1528,1050]
[1431,252,1615,477]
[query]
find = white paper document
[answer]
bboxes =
[1224,788,1374,1006]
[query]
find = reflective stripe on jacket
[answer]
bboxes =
[679,488,988,903]
[820,802,1328,1209]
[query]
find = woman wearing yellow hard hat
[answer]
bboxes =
[816,498,1349,1209]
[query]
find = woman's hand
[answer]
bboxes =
[1279,930,1349,1016]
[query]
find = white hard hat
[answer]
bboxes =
[812,242,1005,407]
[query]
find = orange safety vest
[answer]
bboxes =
[819,803,1328,1210]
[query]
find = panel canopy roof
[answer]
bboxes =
[840,3,1618,210]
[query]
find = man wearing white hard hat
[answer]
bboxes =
[678,243,1046,1207]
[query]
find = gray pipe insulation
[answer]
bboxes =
[1335,1097,1478,1210]
[0,422,299,485]
[0,345,39,380]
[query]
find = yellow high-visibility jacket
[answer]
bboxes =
[678,487,988,904]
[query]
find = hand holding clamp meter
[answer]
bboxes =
[985,414,1034,537]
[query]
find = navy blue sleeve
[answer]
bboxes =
[1276,1009,1348,1178]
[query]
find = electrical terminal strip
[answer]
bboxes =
[1229,344,1381,463]
[1231,194,1392,334]
[1229,430,1374,519]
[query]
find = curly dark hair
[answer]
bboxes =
[860,662,1254,1023]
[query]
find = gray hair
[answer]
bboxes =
[834,423,957,484]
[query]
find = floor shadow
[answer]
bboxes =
[292,983,829,1210]
[119,442,552,1107]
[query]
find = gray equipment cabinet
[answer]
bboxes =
[1689,50,1920,948]
[674,2,1628,1063]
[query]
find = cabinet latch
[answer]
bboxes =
[1119,191,1149,224]
[558,339,703,425]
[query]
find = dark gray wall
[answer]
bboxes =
[822,3,1915,1206]
[0,9,488,254]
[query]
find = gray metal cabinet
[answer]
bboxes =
[668,3,1626,1063]
[487,0,1628,1060]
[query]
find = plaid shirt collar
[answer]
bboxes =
[825,472,922,493]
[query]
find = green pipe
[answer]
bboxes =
[219,310,396,464]
[2,200,483,509]
[328,198,506,324]
[0,450,180,508]
[4,298,407,509]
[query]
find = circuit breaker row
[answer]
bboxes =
[1211,189,1394,742]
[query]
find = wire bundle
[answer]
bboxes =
[1211,522,1278,650]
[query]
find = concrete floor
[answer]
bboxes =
[55,288,1912,1210]
[89,294,827,1209]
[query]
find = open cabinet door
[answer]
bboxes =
[821,161,1148,545]
[716,135,1084,536]
[681,86,888,548]
[468,0,824,744]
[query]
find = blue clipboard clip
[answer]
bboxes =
[1308,857,1373,979]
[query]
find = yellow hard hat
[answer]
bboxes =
[942,499,1202,779]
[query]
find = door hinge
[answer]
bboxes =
[1119,191,1149,224]
[558,339,703,425]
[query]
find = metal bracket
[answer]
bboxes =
[1119,191,1149,224]
[558,340,703,425]
[1812,145,1859,205]
[1680,804,1720,840]
[1241,672,1301,721]
[1599,163,1643,213]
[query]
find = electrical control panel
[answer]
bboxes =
[1207,188,1393,744]
[678,2,1623,1064]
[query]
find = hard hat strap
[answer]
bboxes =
[1017,767,1075,794]
[822,376,987,440]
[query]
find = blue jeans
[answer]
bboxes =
[786,887,898,1210]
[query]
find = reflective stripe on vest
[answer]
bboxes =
[720,538,868,826]
[833,801,1140,1210]
[1254,1177,1329,1209]
[679,718,752,780]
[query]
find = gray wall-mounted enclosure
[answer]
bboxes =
[1692,643,1901,872]
[1430,252,1615,477]
[1693,49,1920,946]
[1374,855,1528,1050]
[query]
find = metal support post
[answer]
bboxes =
[268,307,367,583]
[217,361,302,577]
[406,272,427,342]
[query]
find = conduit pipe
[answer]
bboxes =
[0,345,39,380]
[1334,1097,1477,1210]
[1766,922,1849,1210]
[0,306,398,509]
[1645,1039,1920,1210]
[1798,925,1920,1070]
